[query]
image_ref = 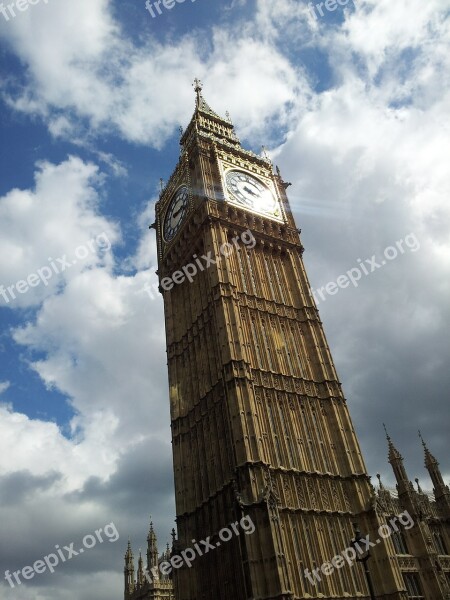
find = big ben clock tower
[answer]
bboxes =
[154,81,406,600]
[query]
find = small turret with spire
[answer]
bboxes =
[147,519,159,580]
[419,431,450,518]
[136,550,144,588]
[124,540,135,599]
[383,424,411,491]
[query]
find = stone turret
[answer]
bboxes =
[419,431,450,519]
[124,540,135,598]
[147,520,159,581]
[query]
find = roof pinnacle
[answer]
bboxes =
[418,430,439,468]
[376,473,385,490]
[383,423,403,462]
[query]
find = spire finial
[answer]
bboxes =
[193,78,203,107]
[415,477,423,493]
[376,473,384,490]
[383,423,404,464]
[418,430,427,450]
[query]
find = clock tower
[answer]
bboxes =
[154,81,406,600]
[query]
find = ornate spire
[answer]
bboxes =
[179,79,240,148]
[419,430,439,469]
[418,431,450,508]
[383,423,403,463]
[383,424,409,486]
[147,519,156,542]
[376,473,384,490]
[147,519,159,575]
[137,550,144,587]
[415,477,423,494]
[125,539,134,563]
[124,540,135,597]
[193,77,203,108]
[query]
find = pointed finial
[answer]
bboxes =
[225,110,232,123]
[261,145,270,160]
[415,477,423,493]
[159,178,165,193]
[418,430,427,449]
[171,528,176,544]
[383,423,403,463]
[376,473,384,489]
[125,538,134,561]
[179,125,184,136]
[193,78,203,107]
[418,430,439,469]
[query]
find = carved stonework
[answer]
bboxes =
[307,480,318,510]
[320,480,330,510]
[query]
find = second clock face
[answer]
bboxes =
[163,186,189,242]
[225,170,280,217]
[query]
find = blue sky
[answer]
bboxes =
[0,0,449,598]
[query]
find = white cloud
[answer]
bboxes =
[0,381,10,394]
[0,157,119,308]
[0,0,306,147]
[1,0,449,597]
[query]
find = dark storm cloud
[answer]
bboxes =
[0,439,174,587]
[285,188,450,492]
[66,436,176,543]
[0,470,62,505]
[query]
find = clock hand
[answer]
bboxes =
[243,186,258,197]
[172,204,183,219]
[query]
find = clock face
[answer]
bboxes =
[225,170,280,217]
[163,186,189,242]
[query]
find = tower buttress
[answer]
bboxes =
[419,431,450,518]
[124,540,135,599]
